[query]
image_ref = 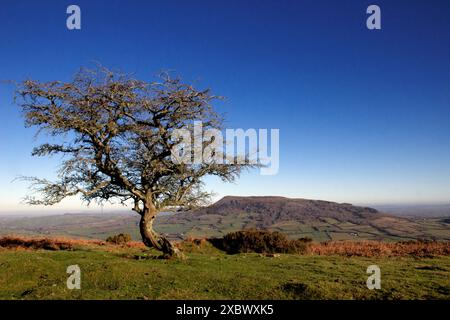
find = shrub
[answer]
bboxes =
[217,229,311,254]
[106,233,132,245]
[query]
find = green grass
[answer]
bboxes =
[0,245,449,300]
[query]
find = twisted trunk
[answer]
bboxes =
[139,205,184,259]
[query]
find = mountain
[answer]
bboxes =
[1,196,449,241]
[193,196,379,222]
[156,196,450,241]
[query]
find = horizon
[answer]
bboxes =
[2,195,450,216]
[1,0,450,211]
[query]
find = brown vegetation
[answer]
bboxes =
[106,233,132,245]
[0,235,149,252]
[206,229,312,254]
[309,240,450,257]
[0,236,76,250]
[184,231,450,257]
[1,234,448,258]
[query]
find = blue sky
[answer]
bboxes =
[1,0,450,212]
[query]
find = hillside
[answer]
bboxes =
[1,196,449,241]
[0,237,449,300]
[157,196,450,241]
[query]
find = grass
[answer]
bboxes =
[0,238,449,300]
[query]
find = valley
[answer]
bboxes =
[1,196,449,242]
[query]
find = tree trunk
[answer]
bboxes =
[139,206,184,259]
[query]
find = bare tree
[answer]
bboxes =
[16,66,253,258]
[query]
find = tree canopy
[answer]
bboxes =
[17,66,254,256]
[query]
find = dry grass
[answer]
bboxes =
[309,240,450,257]
[2,235,449,258]
[0,235,146,251]
[0,236,76,251]
[183,236,450,257]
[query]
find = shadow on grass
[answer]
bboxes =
[280,282,325,299]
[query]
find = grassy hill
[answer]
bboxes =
[1,196,449,242]
[0,238,449,300]
[158,196,450,241]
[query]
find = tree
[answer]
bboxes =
[16,66,253,258]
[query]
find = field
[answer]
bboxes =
[0,237,449,300]
[1,212,449,243]
[157,214,450,241]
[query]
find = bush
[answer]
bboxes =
[106,233,132,245]
[217,229,311,254]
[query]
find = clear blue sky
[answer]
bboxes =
[1,0,450,212]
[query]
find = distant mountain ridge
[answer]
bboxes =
[192,196,381,225]
[157,196,450,241]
